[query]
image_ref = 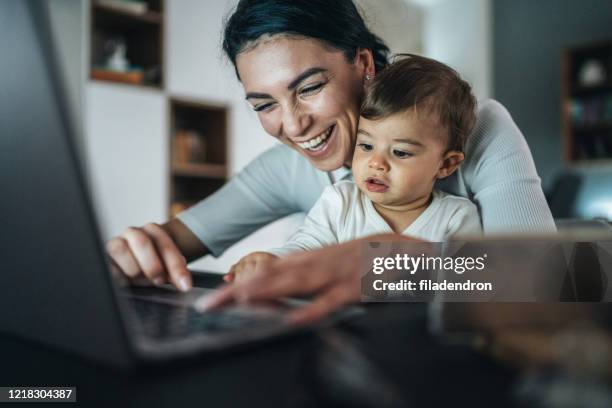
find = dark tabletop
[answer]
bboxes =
[0,272,516,407]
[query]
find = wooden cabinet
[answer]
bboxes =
[562,41,612,162]
[168,98,228,217]
[90,0,164,88]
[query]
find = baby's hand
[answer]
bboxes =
[224,252,279,283]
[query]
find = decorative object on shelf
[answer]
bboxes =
[173,130,207,164]
[570,96,611,127]
[105,38,129,72]
[578,59,607,87]
[91,37,144,84]
[562,40,612,162]
[96,0,149,15]
[90,0,164,88]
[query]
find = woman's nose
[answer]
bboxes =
[368,154,389,172]
[280,105,311,139]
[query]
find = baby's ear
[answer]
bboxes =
[436,151,464,179]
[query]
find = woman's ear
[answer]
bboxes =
[436,151,464,179]
[355,48,375,82]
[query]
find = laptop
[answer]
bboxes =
[0,0,309,368]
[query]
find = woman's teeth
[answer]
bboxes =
[298,126,333,151]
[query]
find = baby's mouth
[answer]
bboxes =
[364,177,389,193]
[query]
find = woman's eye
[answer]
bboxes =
[358,143,373,151]
[253,102,275,112]
[393,149,412,158]
[299,83,324,96]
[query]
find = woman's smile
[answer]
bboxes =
[296,124,336,158]
[296,124,334,151]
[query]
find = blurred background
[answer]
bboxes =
[47,0,612,272]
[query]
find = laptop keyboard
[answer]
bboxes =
[128,298,282,340]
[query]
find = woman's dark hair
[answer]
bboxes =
[222,0,390,79]
[361,54,476,152]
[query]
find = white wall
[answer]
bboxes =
[85,83,168,237]
[417,0,492,101]
[358,0,423,55]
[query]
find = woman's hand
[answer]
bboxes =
[224,251,279,283]
[105,219,206,291]
[195,234,417,324]
[198,240,361,324]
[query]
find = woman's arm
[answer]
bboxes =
[107,145,307,289]
[447,99,556,234]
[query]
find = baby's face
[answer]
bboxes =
[352,109,450,211]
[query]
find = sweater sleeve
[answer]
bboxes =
[457,99,557,234]
[267,185,342,257]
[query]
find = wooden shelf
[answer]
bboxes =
[89,77,162,91]
[93,3,162,25]
[571,84,612,97]
[570,158,612,167]
[562,40,612,162]
[91,68,143,84]
[171,162,227,179]
[572,123,612,134]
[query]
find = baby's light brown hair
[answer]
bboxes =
[361,54,476,152]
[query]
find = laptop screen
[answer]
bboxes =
[0,0,132,366]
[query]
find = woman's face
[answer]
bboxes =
[236,36,372,171]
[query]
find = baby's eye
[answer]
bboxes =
[358,143,373,151]
[253,102,276,112]
[299,82,324,96]
[393,149,413,158]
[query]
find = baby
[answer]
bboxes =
[227,54,481,282]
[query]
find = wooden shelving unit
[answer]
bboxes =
[94,3,162,24]
[168,98,228,217]
[171,162,227,179]
[90,0,164,88]
[562,40,612,162]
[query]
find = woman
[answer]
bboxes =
[107,0,555,323]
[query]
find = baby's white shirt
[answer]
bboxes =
[269,180,482,256]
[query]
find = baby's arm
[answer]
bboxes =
[225,251,279,283]
[267,185,344,256]
[226,186,343,282]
